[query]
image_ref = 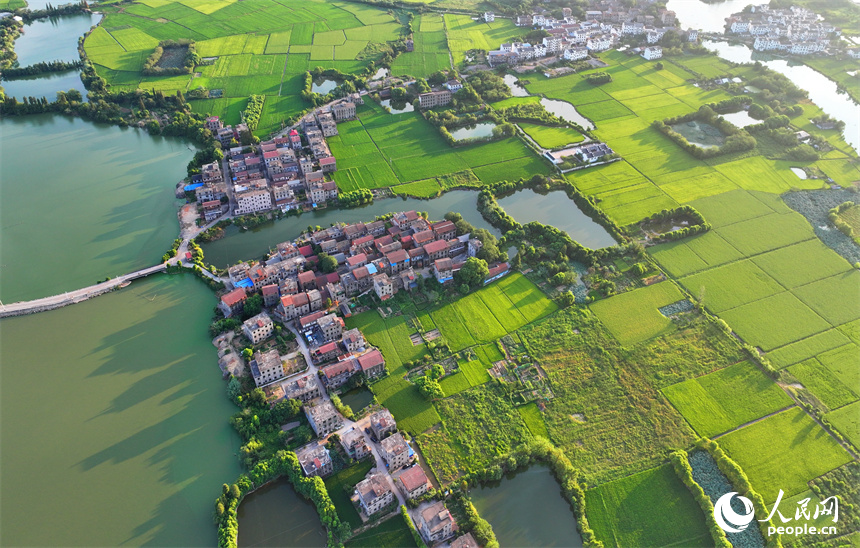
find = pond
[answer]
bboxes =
[380,98,414,114]
[237,478,327,547]
[201,191,501,267]
[540,98,595,130]
[449,122,497,141]
[503,74,530,97]
[1,69,88,101]
[671,119,725,148]
[471,466,583,548]
[371,67,390,80]
[790,167,808,179]
[312,78,339,95]
[340,387,375,412]
[496,189,617,249]
[721,109,758,128]
[13,13,101,66]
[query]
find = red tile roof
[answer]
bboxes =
[299,311,326,328]
[299,245,314,257]
[423,240,448,255]
[357,349,384,371]
[221,287,247,306]
[399,466,429,492]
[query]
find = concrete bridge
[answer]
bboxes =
[0,263,167,318]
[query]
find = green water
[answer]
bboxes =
[340,387,374,412]
[0,115,195,303]
[13,13,101,66]
[496,189,617,249]
[1,69,88,102]
[237,478,327,547]
[0,273,241,546]
[202,191,499,267]
[471,466,584,548]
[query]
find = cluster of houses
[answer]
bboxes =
[727,4,840,55]
[188,95,363,222]
[486,2,696,67]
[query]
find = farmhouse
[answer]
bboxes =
[296,443,333,477]
[380,432,411,470]
[249,349,285,387]
[370,409,397,439]
[418,90,452,109]
[397,465,430,499]
[242,312,274,344]
[419,501,455,543]
[642,46,663,60]
[304,401,343,437]
[283,374,322,403]
[355,473,394,516]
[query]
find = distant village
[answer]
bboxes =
[727,4,844,56]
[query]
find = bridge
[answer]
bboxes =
[0,263,167,318]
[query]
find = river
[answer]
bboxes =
[201,191,501,267]
[0,274,241,546]
[666,0,860,153]
[497,189,617,249]
[471,466,583,547]
[0,114,195,303]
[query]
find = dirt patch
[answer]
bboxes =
[410,332,423,346]
[425,329,441,341]
[570,413,586,423]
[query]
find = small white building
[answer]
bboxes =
[563,47,588,61]
[483,11,494,22]
[243,312,274,344]
[445,79,464,92]
[642,46,663,60]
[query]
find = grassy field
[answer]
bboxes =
[590,282,686,346]
[662,360,793,437]
[518,122,584,148]
[324,459,374,529]
[585,464,713,548]
[517,402,550,439]
[788,358,858,410]
[718,407,853,501]
[344,513,417,548]
[826,401,860,450]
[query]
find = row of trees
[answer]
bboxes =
[142,40,199,75]
[653,105,757,159]
[242,94,265,130]
[2,59,82,78]
[338,188,373,208]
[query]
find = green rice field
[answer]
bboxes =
[590,282,685,346]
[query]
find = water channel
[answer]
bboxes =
[0,114,195,303]
[201,191,501,267]
[0,274,241,546]
[471,466,584,548]
[237,478,327,547]
[496,189,617,249]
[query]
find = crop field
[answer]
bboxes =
[720,292,830,351]
[444,14,519,65]
[718,407,852,501]
[751,240,852,289]
[517,402,550,439]
[518,122,584,148]
[585,464,712,548]
[793,270,860,327]
[766,329,852,369]
[788,358,858,410]
[390,178,441,198]
[817,344,860,400]
[826,401,860,450]
[389,21,449,77]
[662,360,792,437]
[715,212,815,256]
[590,282,685,346]
[345,514,416,548]
[679,260,784,313]
[324,459,374,529]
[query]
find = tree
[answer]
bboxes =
[455,257,489,288]
[318,252,338,273]
[242,294,263,318]
[242,347,253,360]
[230,484,240,499]
[227,376,243,404]
[654,62,664,70]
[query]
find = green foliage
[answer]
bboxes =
[586,72,612,85]
[242,294,263,319]
[590,282,685,346]
[468,71,511,102]
[455,257,489,289]
[242,94,264,131]
[318,252,338,274]
[668,450,732,548]
[324,459,374,529]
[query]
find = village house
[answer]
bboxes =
[418,90,452,109]
[261,284,280,307]
[380,432,411,470]
[317,313,345,342]
[355,473,394,516]
[451,533,479,548]
[342,328,365,353]
[419,501,455,543]
[321,358,355,388]
[397,465,430,499]
[423,239,449,262]
[250,349,285,387]
[243,312,274,344]
[311,340,340,363]
[641,46,663,60]
[433,258,454,284]
[357,348,385,378]
[305,401,344,438]
[296,443,333,477]
[332,101,357,121]
[483,11,494,22]
[369,409,397,439]
[283,374,322,403]
[340,427,371,460]
[373,273,395,301]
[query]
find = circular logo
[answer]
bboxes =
[713,492,755,533]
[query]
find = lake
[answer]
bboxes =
[449,122,497,141]
[371,67,390,80]
[1,69,88,101]
[237,478,327,547]
[312,78,339,95]
[0,274,241,546]
[201,191,500,267]
[497,189,617,249]
[13,13,101,67]
[0,115,195,303]
[665,0,752,33]
[471,466,583,548]
[671,119,725,148]
[503,74,530,97]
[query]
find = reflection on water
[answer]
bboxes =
[449,122,497,140]
[503,74,530,97]
[1,70,88,101]
[380,98,414,114]
[237,478,326,547]
[312,78,339,94]
[14,13,101,66]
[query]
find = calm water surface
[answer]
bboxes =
[502,75,595,129]
[380,98,415,113]
[450,122,497,140]
[497,189,617,249]
[202,191,500,266]
[0,274,241,546]
[14,13,100,66]
[471,466,583,548]
[340,387,375,411]
[503,74,530,97]
[721,109,758,127]
[0,115,195,303]
[312,78,339,94]
[237,478,326,547]
[1,69,88,101]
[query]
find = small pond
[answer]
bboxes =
[540,98,595,130]
[237,478,327,547]
[671,120,725,148]
[13,13,101,67]
[340,387,374,412]
[721,109,758,128]
[503,74,530,97]
[202,191,500,267]
[1,70,88,102]
[497,189,617,249]
[380,98,414,114]
[471,466,583,548]
[449,122,497,141]
[790,167,808,179]
[371,67,390,80]
[312,78,339,95]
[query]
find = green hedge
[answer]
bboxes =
[669,449,732,548]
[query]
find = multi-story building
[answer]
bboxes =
[321,358,356,388]
[340,427,371,460]
[372,273,395,301]
[642,46,663,59]
[433,258,454,284]
[418,90,452,109]
[451,533,479,548]
[219,287,247,317]
[305,401,343,438]
[483,11,494,22]
[419,502,455,543]
[317,313,345,341]
[235,188,272,215]
[296,443,333,477]
[370,409,397,439]
[357,349,385,379]
[332,101,357,121]
[342,328,365,353]
[243,312,274,344]
[355,473,394,516]
[283,374,322,403]
[250,349,285,387]
[380,432,411,470]
[398,465,430,499]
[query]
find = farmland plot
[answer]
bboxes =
[590,282,685,346]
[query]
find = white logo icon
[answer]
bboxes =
[714,492,756,533]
